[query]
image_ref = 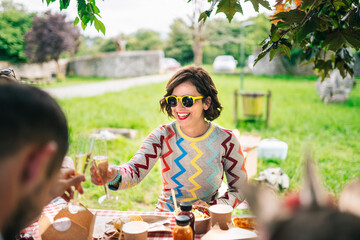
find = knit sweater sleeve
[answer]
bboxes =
[117,126,164,189]
[210,130,247,208]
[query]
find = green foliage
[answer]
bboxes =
[56,74,360,211]
[198,0,270,22]
[203,14,271,65]
[43,0,105,35]
[126,29,163,51]
[99,38,117,52]
[193,0,360,80]
[0,0,33,62]
[255,1,360,80]
[164,18,194,65]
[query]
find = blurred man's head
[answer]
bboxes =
[0,83,68,239]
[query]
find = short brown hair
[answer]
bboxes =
[160,66,223,121]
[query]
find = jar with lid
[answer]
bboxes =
[178,202,195,239]
[173,215,193,240]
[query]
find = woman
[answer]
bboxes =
[90,66,247,212]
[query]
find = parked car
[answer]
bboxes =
[213,55,237,72]
[161,58,181,72]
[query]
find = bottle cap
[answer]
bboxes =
[180,202,193,211]
[175,215,191,226]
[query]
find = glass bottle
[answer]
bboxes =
[179,202,195,239]
[173,215,193,240]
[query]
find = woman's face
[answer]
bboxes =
[170,81,209,128]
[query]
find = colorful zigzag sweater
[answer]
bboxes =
[116,121,247,212]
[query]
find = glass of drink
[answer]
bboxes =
[72,134,94,206]
[92,137,110,204]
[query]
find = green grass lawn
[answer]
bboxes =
[31,75,113,88]
[58,74,360,212]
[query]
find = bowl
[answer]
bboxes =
[174,205,211,234]
[193,205,211,234]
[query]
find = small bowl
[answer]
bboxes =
[174,205,211,234]
[193,205,211,234]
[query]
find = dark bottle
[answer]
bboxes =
[173,215,193,240]
[179,202,195,239]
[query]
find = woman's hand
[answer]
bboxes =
[90,161,118,185]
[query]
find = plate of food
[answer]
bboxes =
[232,214,257,231]
[93,215,171,240]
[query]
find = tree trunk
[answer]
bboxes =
[193,20,204,66]
[190,0,205,66]
[56,59,60,75]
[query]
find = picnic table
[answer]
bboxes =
[23,203,202,240]
[23,201,249,240]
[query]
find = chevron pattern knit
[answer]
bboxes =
[117,121,247,212]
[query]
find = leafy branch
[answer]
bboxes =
[191,0,360,80]
[42,0,105,35]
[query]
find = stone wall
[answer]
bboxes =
[251,51,314,76]
[66,50,163,78]
[0,59,67,80]
[1,50,163,80]
[251,50,360,77]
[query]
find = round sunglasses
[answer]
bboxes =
[165,95,204,108]
[0,68,16,79]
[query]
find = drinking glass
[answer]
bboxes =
[72,134,94,206]
[92,137,110,204]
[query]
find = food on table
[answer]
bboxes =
[129,215,144,222]
[174,205,210,220]
[192,206,210,220]
[232,216,256,230]
[113,218,125,232]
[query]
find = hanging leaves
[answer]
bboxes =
[216,0,243,22]
[44,0,106,35]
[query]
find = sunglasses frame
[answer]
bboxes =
[0,68,16,79]
[165,95,204,108]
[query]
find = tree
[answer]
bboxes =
[165,18,194,65]
[0,0,34,62]
[192,0,360,80]
[126,29,163,51]
[188,0,206,66]
[25,11,80,74]
[202,14,270,65]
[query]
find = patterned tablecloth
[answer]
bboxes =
[23,201,249,240]
[23,203,201,240]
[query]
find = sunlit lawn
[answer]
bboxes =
[31,75,113,88]
[57,74,360,212]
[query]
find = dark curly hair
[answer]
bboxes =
[160,66,223,121]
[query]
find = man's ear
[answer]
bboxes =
[21,141,58,186]
[203,96,211,110]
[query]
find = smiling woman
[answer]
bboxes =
[88,66,248,212]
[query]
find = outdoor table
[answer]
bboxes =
[22,203,205,239]
[23,201,249,239]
